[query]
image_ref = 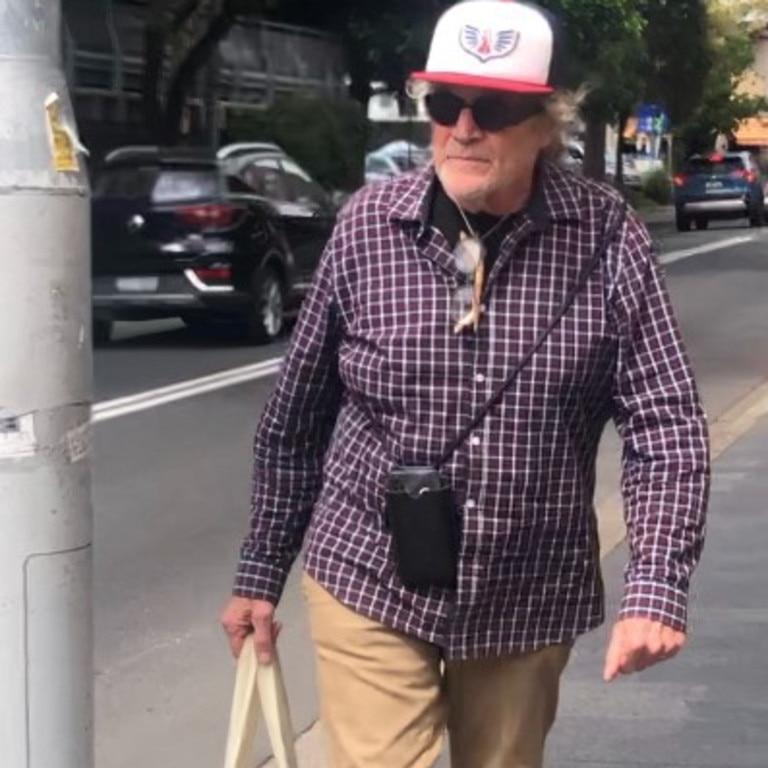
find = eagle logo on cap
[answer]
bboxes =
[460,26,520,63]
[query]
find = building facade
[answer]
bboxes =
[62,0,346,159]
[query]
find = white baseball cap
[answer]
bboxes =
[411,0,566,94]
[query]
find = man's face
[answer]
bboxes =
[429,86,554,214]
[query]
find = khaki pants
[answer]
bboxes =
[303,573,571,768]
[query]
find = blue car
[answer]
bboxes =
[673,151,765,232]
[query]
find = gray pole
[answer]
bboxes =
[0,2,93,768]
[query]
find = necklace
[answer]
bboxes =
[452,205,508,274]
[451,203,510,333]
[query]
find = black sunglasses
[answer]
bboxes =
[425,90,546,132]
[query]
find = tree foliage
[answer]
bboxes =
[642,0,712,126]
[677,0,768,154]
[267,0,446,104]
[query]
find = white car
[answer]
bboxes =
[365,153,402,185]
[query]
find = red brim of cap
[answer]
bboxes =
[410,71,554,94]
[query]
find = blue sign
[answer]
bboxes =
[636,103,670,135]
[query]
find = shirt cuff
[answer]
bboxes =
[232,558,289,605]
[619,580,689,632]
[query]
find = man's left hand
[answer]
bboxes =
[603,617,686,682]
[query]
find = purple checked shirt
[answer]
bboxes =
[234,162,710,660]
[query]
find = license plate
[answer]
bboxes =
[705,181,723,191]
[116,276,159,292]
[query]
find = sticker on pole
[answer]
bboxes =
[0,410,38,459]
[66,422,91,464]
[44,93,88,173]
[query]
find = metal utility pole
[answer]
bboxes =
[0,2,93,768]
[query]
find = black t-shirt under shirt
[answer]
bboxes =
[428,181,519,276]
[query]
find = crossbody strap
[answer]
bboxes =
[433,202,627,470]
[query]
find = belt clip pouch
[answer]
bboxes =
[384,466,461,590]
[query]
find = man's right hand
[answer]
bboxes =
[220,596,280,665]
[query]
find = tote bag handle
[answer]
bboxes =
[223,641,299,768]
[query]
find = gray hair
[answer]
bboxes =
[542,86,589,160]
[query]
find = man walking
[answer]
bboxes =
[222,2,710,766]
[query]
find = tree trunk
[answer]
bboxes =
[142,25,166,138]
[162,11,236,144]
[172,0,204,29]
[202,51,221,149]
[615,111,629,187]
[344,38,373,107]
[583,118,607,180]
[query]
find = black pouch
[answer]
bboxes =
[384,466,461,590]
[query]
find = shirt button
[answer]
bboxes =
[466,499,477,510]
[470,436,481,447]
[475,374,486,384]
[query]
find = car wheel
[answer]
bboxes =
[244,268,285,345]
[695,218,709,231]
[675,212,691,232]
[93,319,112,346]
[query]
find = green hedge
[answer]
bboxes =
[225,93,369,192]
[642,168,673,205]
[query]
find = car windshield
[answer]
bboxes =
[366,156,393,173]
[685,157,745,176]
[152,168,221,203]
[94,165,221,203]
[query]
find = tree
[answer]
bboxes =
[539,0,647,178]
[642,0,712,127]
[676,0,768,155]
[267,0,447,107]
[142,0,274,143]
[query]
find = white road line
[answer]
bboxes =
[659,235,755,265]
[93,233,756,424]
[92,358,283,423]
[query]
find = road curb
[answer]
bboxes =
[637,205,674,227]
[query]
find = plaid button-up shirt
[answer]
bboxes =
[234,162,710,659]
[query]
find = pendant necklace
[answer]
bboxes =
[451,204,509,333]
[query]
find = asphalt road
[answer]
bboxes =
[91,218,768,768]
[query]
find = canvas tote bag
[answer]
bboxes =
[223,640,299,768]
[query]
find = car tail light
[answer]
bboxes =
[673,174,688,187]
[731,169,757,183]
[193,263,233,284]
[176,203,236,229]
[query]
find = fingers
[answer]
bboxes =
[251,602,277,665]
[228,628,248,659]
[220,597,278,663]
[603,618,686,682]
[220,597,252,659]
[602,631,624,682]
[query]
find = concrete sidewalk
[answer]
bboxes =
[547,415,768,768]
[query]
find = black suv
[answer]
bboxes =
[91,145,336,343]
